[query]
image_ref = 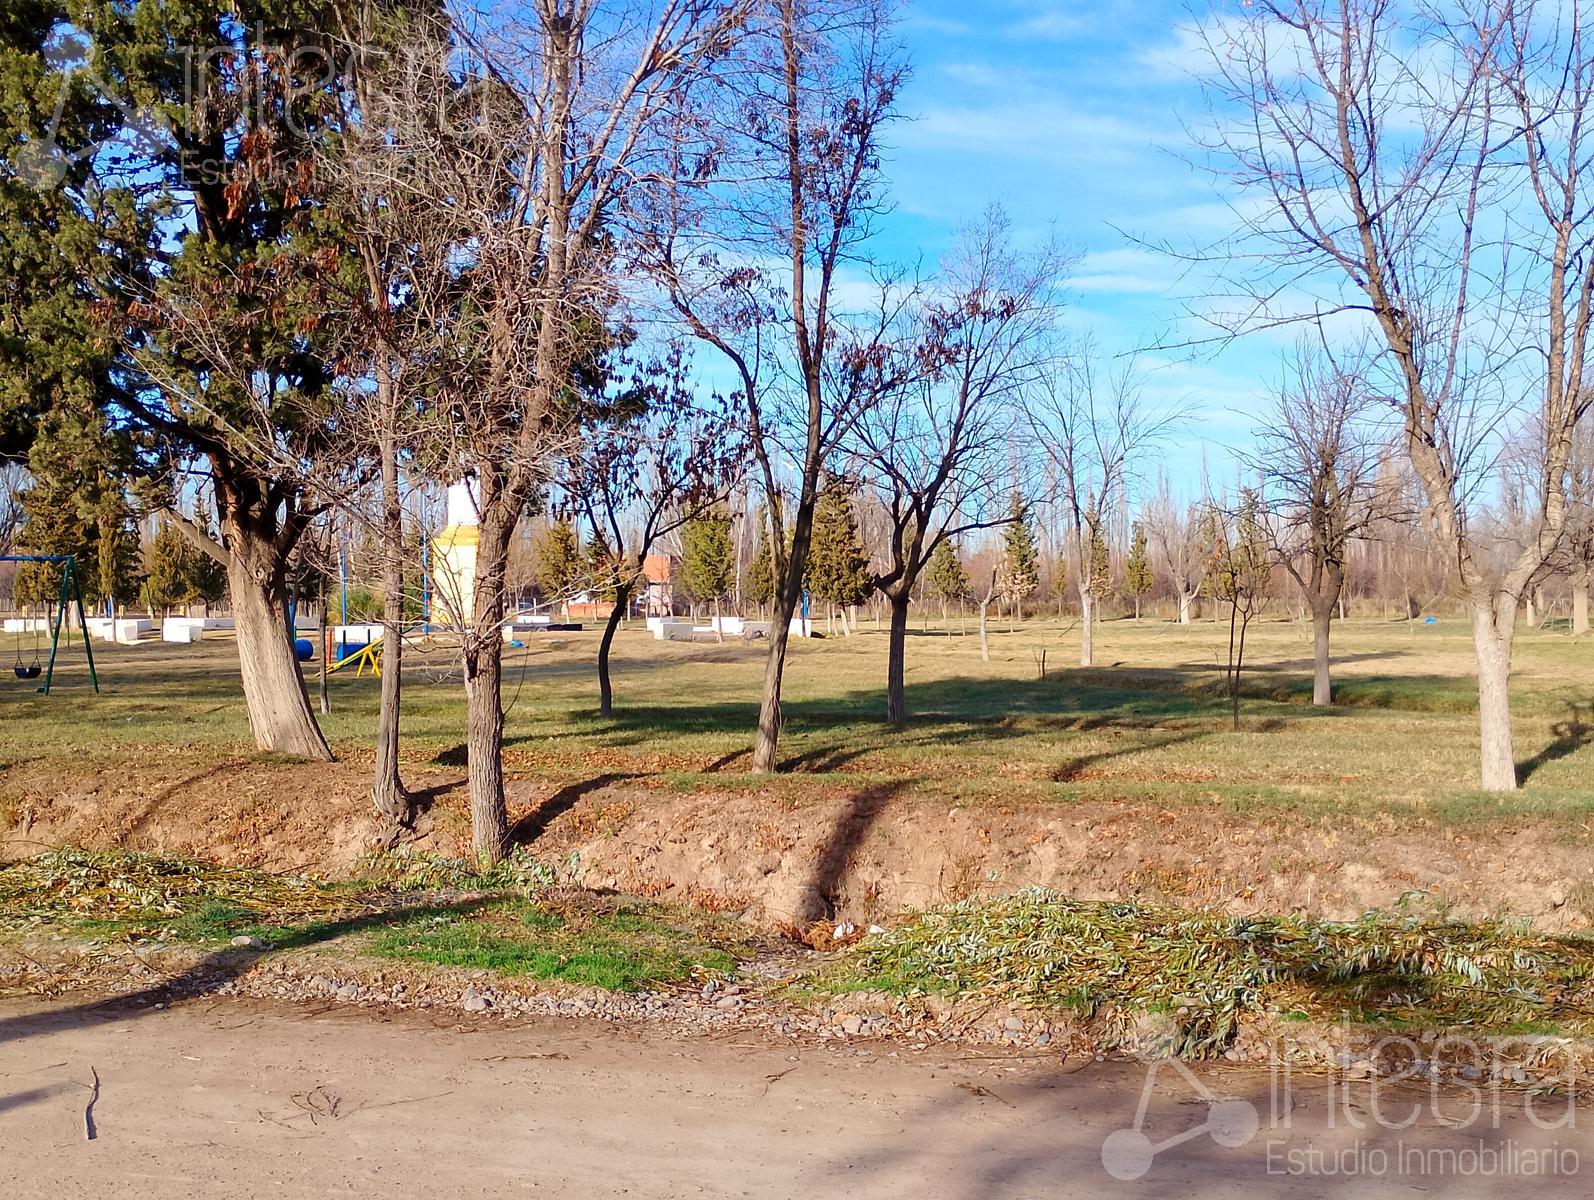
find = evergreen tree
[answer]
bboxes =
[1085,517,1111,600]
[926,538,969,619]
[147,516,226,613]
[146,520,191,614]
[186,503,227,608]
[1123,522,1154,619]
[680,507,736,608]
[806,486,872,631]
[14,404,141,609]
[536,522,585,610]
[746,508,775,612]
[997,493,1040,620]
[587,532,621,603]
[1,0,357,760]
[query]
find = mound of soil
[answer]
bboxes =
[4,753,1591,930]
[0,752,411,874]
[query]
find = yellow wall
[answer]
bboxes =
[431,525,478,624]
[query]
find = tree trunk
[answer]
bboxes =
[226,541,332,762]
[597,581,630,717]
[1178,590,1193,624]
[1574,563,1589,636]
[886,591,910,724]
[1134,594,1141,620]
[1079,590,1094,667]
[978,597,991,662]
[751,583,799,772]
[1311,604,1333,706]
[463,512,513,862]
[1469,602,1518,792]
[371,419,410,838]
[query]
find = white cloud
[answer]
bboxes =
[1072,248,1179,294]
[899,95,1167,170]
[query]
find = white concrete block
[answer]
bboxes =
[113,618,152,645]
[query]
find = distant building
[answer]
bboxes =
[642,553,678,616]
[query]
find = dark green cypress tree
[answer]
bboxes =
[1,0,357,759]
[926,538,969,619]
[746,506,775,612]
[1123,522,1154,619]
[680,506,735,608]
[806,486,872,629]
[537,522,585,610]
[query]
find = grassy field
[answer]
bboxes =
[2,612,1593,827]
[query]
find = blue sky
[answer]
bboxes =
[878,0,1271,490]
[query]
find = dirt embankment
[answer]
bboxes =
[3,753,1591,930]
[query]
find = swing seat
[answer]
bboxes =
[14,665,40,679]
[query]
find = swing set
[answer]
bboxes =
[2,555,100,695]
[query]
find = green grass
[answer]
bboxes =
[5,613,1594,831]
[0,850,750,993]
[819,889,1594,1056]
[10,850,1594,1049]
[364,898,740,989]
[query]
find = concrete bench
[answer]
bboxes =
[113,618,152,645]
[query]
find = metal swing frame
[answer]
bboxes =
[1,555,100,694]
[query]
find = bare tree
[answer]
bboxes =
[849,210,1056,723]
[1254,343,1388,704]
[1029,350,1179,666]
[1564,420,1594,635]
[1205,487,1273,732]
[1202,0,1594,789]
[318,0,447,839]
[392,1,747,860]
[646,0,906,771]
[1144,475,1205,624]
[976,563,998,663]
[0,462,27,554]
[566,349,742,716]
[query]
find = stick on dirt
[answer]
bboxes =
[83,1066,100,1140]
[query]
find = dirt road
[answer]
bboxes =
[1,994,1586,1198]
